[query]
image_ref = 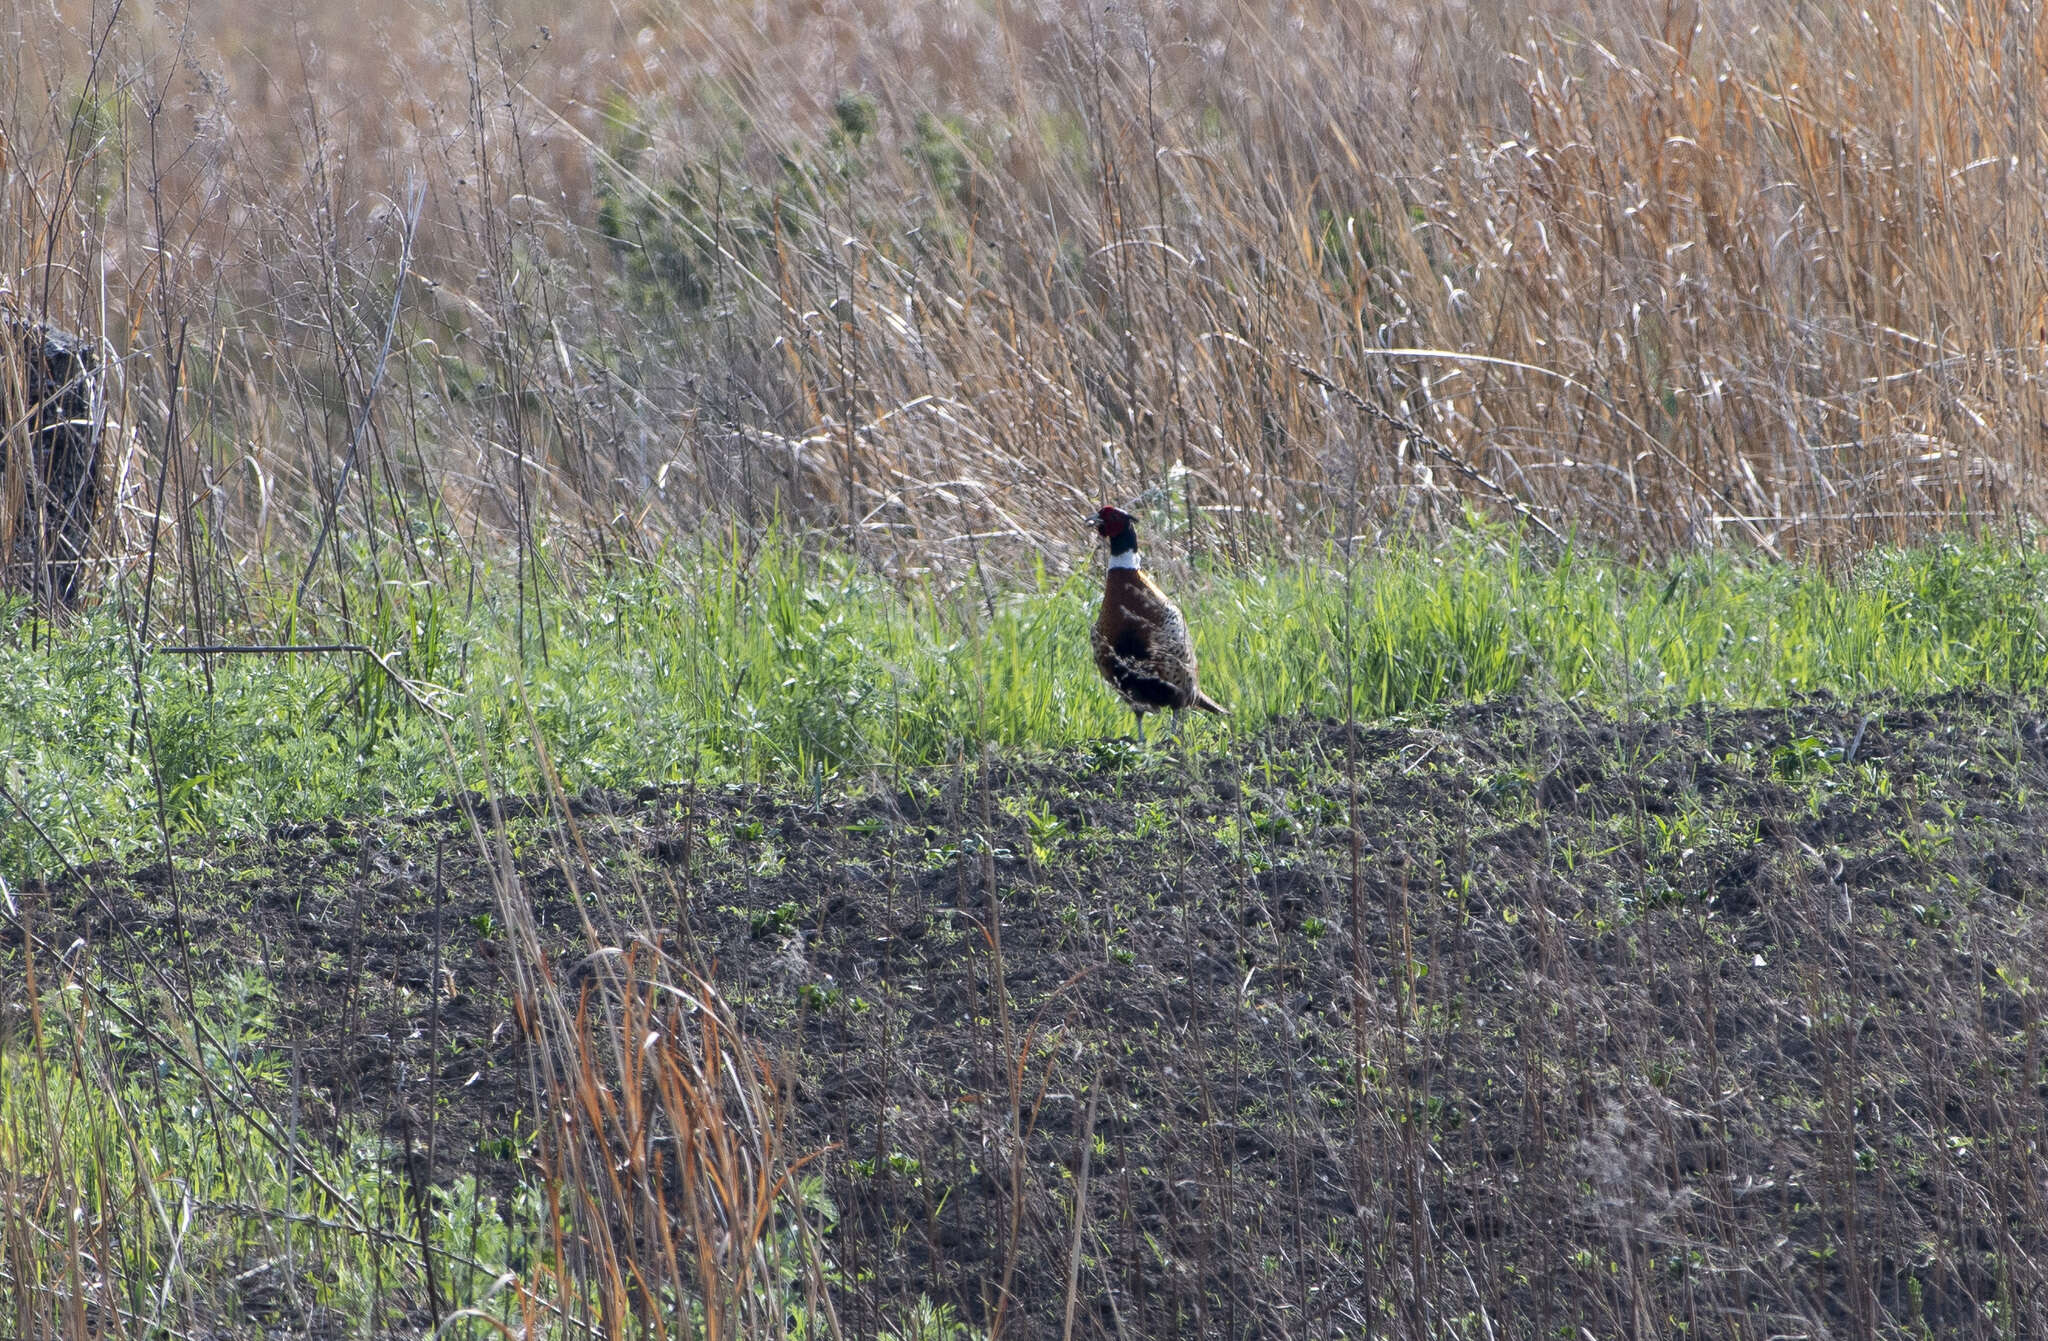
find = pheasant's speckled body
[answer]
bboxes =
[1089,507,1227,738]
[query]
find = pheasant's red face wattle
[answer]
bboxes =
[1095,506,1131,538]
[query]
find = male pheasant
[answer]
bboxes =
[1090,505,1228,741]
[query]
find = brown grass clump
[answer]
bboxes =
[4,0,2047,609]
[522,944,831,1340]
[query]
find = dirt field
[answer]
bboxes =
[18,691,2048,1337]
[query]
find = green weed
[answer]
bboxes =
[6,531,2048,876]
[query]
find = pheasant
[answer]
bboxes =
[1090,505,1228,741]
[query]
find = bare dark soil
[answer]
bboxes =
[15,692,2048,1338]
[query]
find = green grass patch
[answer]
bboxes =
[5,529,2046,875]
[0,973,556,1335]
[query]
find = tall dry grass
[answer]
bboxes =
[4,0,2047,618]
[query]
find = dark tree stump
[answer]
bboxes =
[3,317,105,610]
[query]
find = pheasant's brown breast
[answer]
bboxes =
[1094,569,1200,712]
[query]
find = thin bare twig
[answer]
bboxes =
[153,640,452,719]
[294,177,427,611]
[1287,355,1569,550]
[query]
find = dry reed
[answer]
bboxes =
[3,0,2043,605]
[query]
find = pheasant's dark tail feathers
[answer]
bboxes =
[1193,691,1229,716]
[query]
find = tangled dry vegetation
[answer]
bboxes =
[5,0,2048,622]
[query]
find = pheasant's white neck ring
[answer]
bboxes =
[1107,551,1141,570]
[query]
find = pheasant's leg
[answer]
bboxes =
[1133,710,1147,743]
